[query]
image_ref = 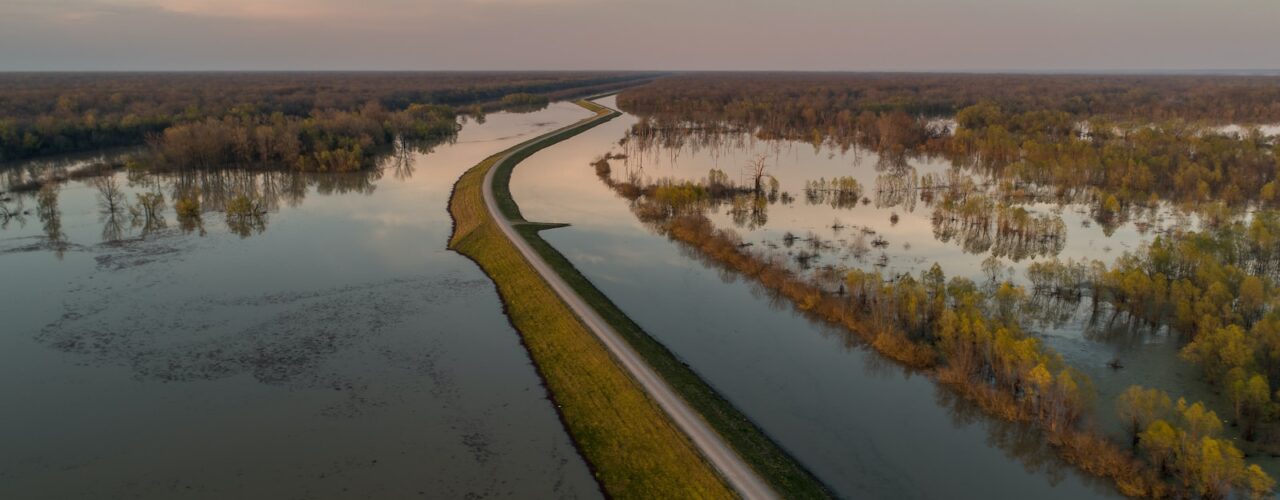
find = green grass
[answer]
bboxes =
[448,104,734,499]
[496,100,833,498]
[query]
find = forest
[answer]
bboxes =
[0,71,658,163]
[619,73,1280,125]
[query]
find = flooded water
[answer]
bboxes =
[0,104,601,498]
[510,96,1123,498]
[578,104,1231,440]
[585,107,1280,473]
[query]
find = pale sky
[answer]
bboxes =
[2,0,1278,71]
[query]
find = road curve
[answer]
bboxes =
[482,101,778,500]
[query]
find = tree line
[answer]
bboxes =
[620,73,1280,129]
[149,102,457,172]
[0,72,659,162]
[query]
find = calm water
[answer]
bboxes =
[0,103,600,498]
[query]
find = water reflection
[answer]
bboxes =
[3,165,406,248]
[609,118,1189,282]
[1,101,602,499]
[36,185,67,258]
[1,134,450,247]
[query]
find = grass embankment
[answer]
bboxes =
[514,225,832,498]
[490,99,831,498]
[448,101,732,498]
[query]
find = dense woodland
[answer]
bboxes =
[620,73,1280,126]
[0,72,657,163]
[150,103,458,172]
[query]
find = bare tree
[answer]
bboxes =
[93,175,126,214]
[744,153,771,195]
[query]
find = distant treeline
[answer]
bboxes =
[620,73,1280,124]
[152,103,457,172]
[0,72,659,163]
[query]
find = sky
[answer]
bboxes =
[2,0,1278,71]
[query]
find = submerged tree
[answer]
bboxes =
[745,154,771,195]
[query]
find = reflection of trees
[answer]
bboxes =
[177,212,205,236]
[100,211,126,242]
[1022,293,1086,330]
[3,143,401,250]
[152,168,382,239]
[224,193,268,239]
[620,119,763,182]
[875,166,918,212]
[385,138,418,181]
[727,194,769,230]
[129,192,167,237]
[804,177,863,209]
[932,197,1066,262]
[932,385,1098,490]
[1079,304,1164,347]
[36,185,67,257]
[0,194,25,229]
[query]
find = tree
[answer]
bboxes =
[1182,325,1254,384]
[1117,386,1172,447]
[1178,399,1224,440]
[744,154,770,195]
[93,175,126,214]
[1240,374,1271,439]
[1137,419,1178,471]
[130,191,166,234]
[1191,437,1243,499]
[1244,464,1276,499]
[1240,275,1265,322]
[1100,194,1122,221]
[1027,363,1054,420]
